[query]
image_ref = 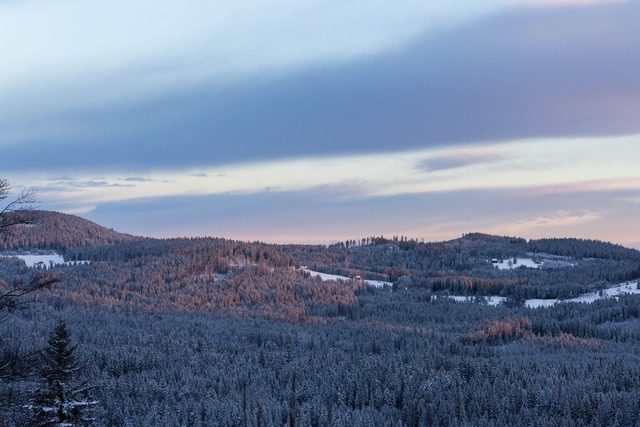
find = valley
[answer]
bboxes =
[2,212,640,426]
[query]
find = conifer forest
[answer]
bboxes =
[2,211,640,426]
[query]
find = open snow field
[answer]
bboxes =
[448,295,507,306]
[0,253,90,268]
[305,269,393,288]
[493,257,541,270]
[447,281,640,308]
[3,253,65,267]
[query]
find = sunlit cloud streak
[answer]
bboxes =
[14,135,640,211]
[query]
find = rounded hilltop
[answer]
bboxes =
[0,210,143,250]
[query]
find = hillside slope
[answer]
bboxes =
[0,210,142,250]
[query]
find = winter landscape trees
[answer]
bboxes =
[28,320,96,426]
[0,182,59,312]
[2,208,640,425]
[1,181,62,425]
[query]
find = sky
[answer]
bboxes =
[2,0,640,247]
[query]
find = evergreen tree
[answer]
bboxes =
[28,320,96,426]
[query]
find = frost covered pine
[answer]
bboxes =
[28,320,96,426]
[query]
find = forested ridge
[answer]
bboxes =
[0,210,141,250]
[2,211,640,426]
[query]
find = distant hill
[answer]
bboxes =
[0,210,142,250]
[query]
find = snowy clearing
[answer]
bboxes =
[445,281,640,308]
[0,253,90,268]
[447,296,506,306]
[493,258,541,270]
[304,269,393,288]
[525,281,640,308]
[365,279,395,288]
[566,281,640,303]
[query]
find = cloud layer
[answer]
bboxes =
[2,0,639,246]
[2,2,639,172]
[14,135,640,246]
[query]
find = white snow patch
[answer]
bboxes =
[525,281,640,307]
[444,295,506,306]
[307,270,349,282]
[8,254,64,267]
[303,268,392,288]
[493,257,541,270]
[566,281,640,303]
[486,296,507,306]
[365,279,394,288]
[1,253,91,268]
[445,281,640,308]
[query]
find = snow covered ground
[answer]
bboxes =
[365,279,394,288]
[304,266,640,299]
[448,296,506,306]
[446,281,640,308]
[568,281,640,302]
[305,269,393,288]
[0,253,90,268]
[493,258,541,270]
[4,254,64,267]
[526,281,640,308]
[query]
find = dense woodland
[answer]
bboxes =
[2,211,640,426]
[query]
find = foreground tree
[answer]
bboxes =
[29,320,96,426]
[1,179,60,389]
[1,179,62,424]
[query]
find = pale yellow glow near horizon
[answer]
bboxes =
[17,134,640,215]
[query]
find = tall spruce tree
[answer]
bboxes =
[29,320,96,426]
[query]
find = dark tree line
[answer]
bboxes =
[3,292,640,426]
[2,207,640,425]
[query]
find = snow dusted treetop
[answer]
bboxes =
[28,320,97,426]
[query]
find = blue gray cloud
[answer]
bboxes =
[2,2,638,174]
[419,152,509,172]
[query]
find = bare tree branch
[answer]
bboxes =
[0,178,57,313]
[0,179,37,229]
[0,177,57,425]
[0,272,60,311]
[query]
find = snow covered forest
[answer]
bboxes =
[2,211,640,426]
